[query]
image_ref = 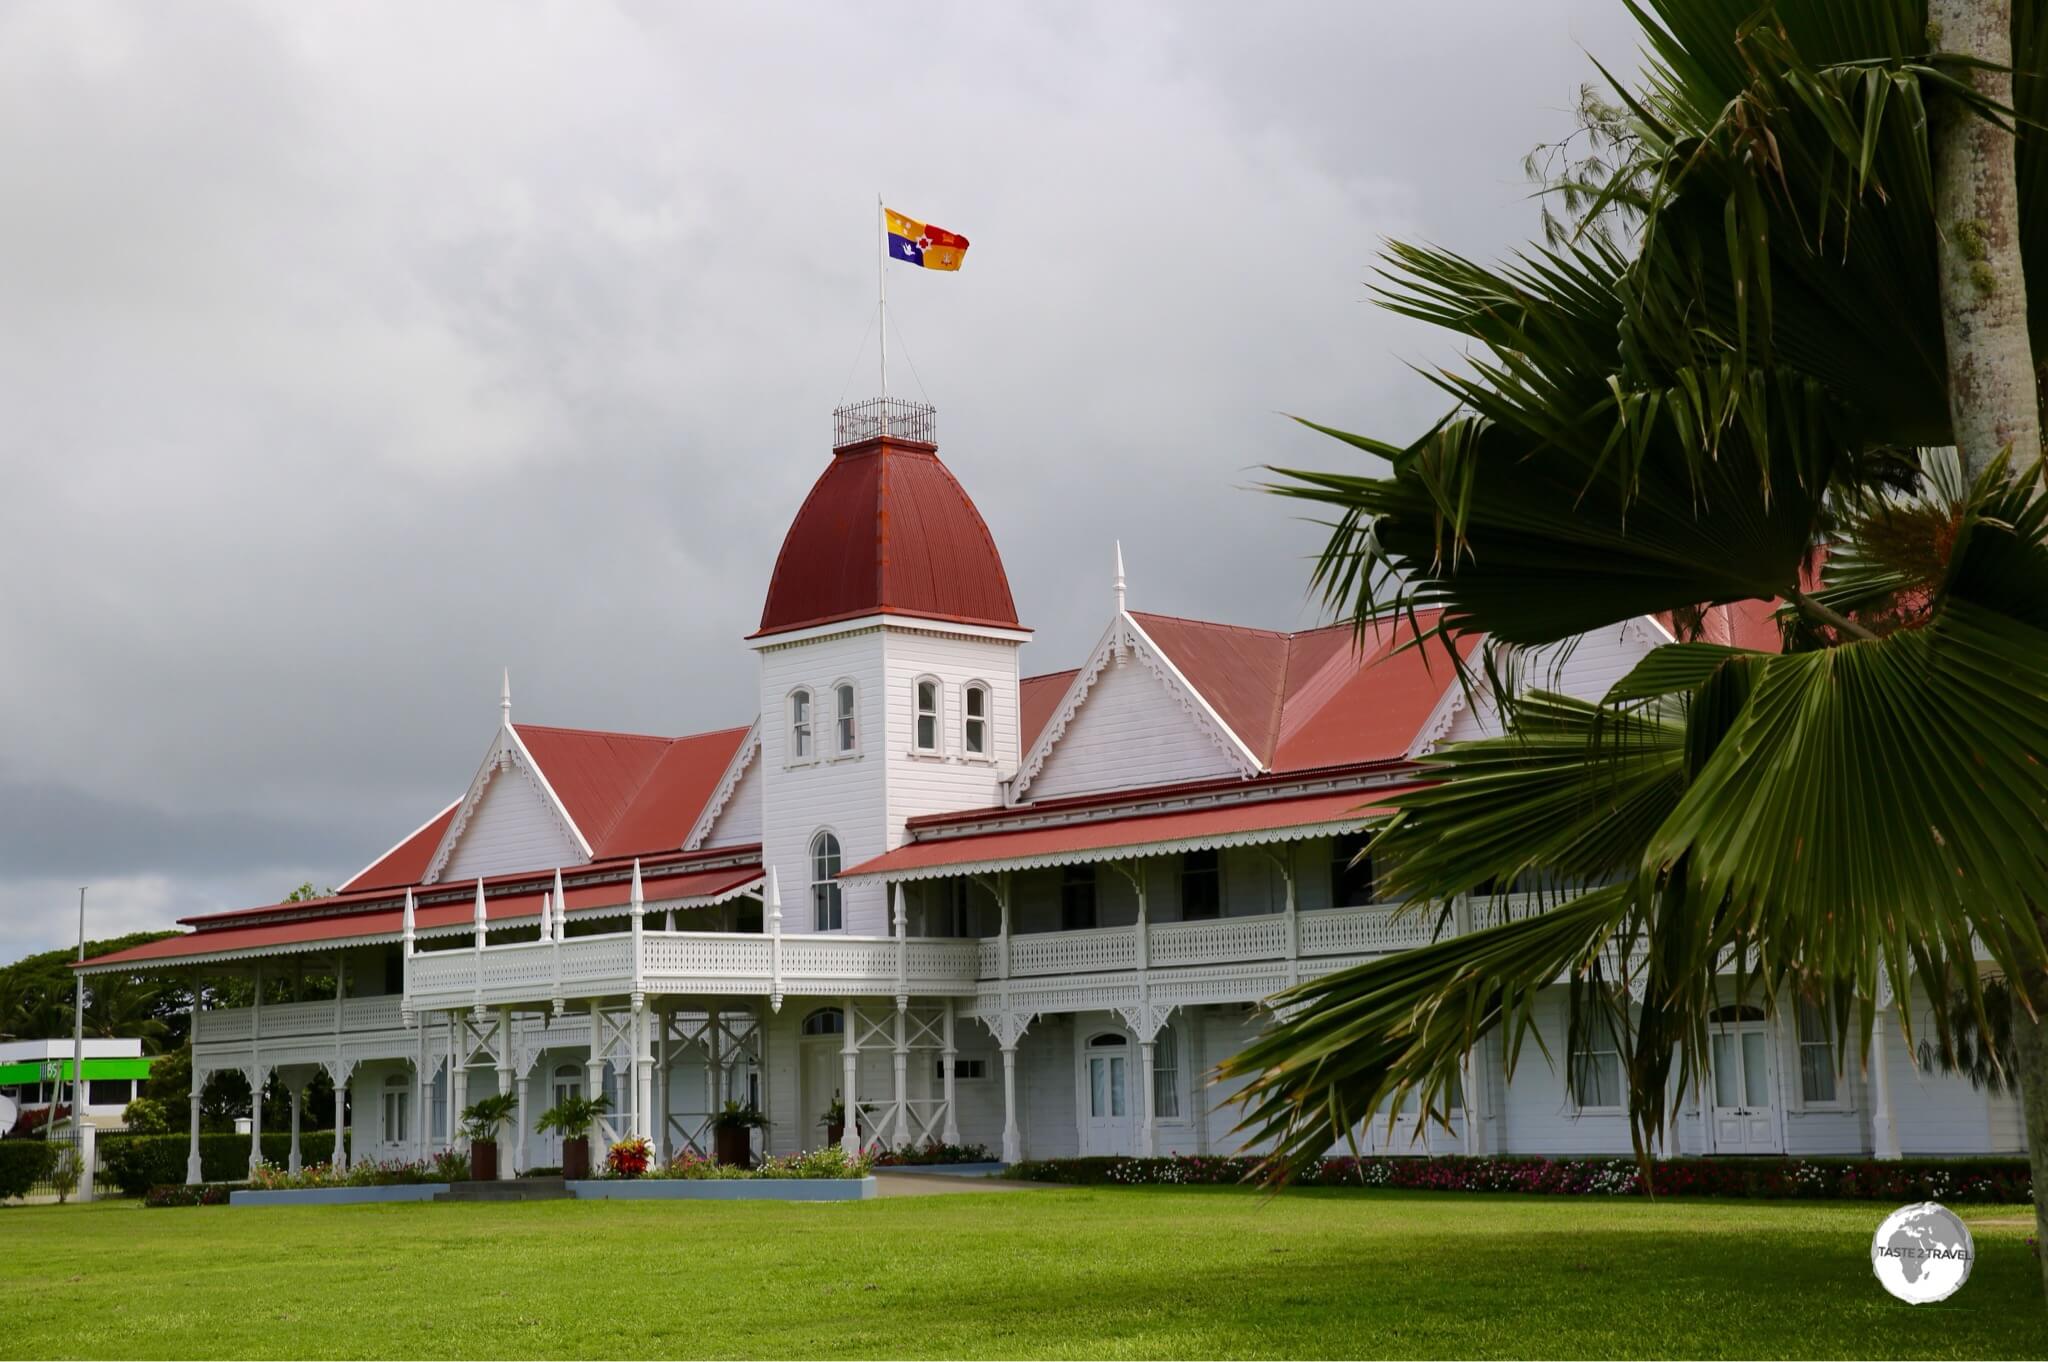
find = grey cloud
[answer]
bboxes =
[0,0,1643,956]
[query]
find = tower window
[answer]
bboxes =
[835,682,858,754]
[963,683,989,755]
[914,679,939,752]
[811,831,843,931]
[790,689,813,761]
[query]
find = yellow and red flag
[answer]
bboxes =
[885,208,970,271]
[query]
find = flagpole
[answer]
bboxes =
[877,194,889,421]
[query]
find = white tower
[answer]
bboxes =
[748,400,1031,934]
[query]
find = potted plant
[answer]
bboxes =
[711,1099,768,1168]
[820,1096,845,1149]
[534,1093,610,1181]
[460,1092,519,1181]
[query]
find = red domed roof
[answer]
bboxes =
[755,435,1022,638]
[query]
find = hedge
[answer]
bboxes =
[100,1132,345,1197]
[1002,1154,2035,1202]
[0,1141,59,1199]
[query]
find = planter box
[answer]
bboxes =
[229,1183,450,1207]
[566,1177,876,1201]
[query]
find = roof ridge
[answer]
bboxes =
[1128,609,1292,640]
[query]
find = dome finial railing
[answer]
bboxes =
[834,397,935,448]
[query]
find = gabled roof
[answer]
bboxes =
[1129,610,1471,774]
[754,435,1024,638]
[1019,668,1078,754]
[340,800,460,892]
[518,723,753,859]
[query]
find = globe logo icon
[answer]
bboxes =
[1871,1202,1975,1304]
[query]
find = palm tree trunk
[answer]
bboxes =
[1929,0,2047,1298]
[1930,0,2041,479]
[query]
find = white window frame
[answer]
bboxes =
[1151,1026,1184,1122]
[1568,1013,1625,1114]
[832,680,859,756]
[934,1056,991,1082]
[912,676,941,754]
[381,1073,410,1146]
[1794,998,1845,1110]
[788,688,815,764]
[962,681,991,759]
[810,829,844,931]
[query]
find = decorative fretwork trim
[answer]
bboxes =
[684,722,760,852]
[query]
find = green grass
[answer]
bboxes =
[1,1189,2042,1358]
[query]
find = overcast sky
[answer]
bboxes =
[0,1,1646,959]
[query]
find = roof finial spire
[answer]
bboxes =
[500,668,512,728]
[1114,540,1127,614]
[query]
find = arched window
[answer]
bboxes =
[963,682,989,756]
[835,682,858,754]
[801,1008,844,1036]
[552,1063,582,1108]
[811,831,843,931]
[913,678,940,752]
[790,689,813,761]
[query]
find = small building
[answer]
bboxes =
[77,399,2019,1180]
[0,1039,155,1132]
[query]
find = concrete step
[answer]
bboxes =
[433,1177,571,1203]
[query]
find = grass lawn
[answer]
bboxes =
[2,1188,2042,1359]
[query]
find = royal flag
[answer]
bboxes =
[886,208,970,271]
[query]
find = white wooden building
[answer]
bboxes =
[79,398,2023,1180]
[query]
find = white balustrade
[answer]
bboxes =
[1149,914,1289,967]
[1296,903,1434,956]
[1004,925,1139,977]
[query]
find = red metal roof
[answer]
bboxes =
[1130,610,1471,772]
[844,786,1417,879]
[341,802,459,892]
[77,862,763,971]
[1019,668,1077,754]
[755,436,1022,638]
[511,723,749,860]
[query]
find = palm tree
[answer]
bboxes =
[1220,0,2048,1297]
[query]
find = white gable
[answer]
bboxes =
[698,742,764,849]
[1026,640,1244,802]
[1432,617,1667,748]
[439,759,590,882]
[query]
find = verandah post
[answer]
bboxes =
[841,998,860,1157]
[186,1086,202,1186]
[940,996,961,1146]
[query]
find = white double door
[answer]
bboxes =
[1709,1020,1783,1154]
[1081,1032,1136,1155]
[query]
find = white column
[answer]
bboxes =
[247,1066,264,1175]
[1870,1007,1902,1160]
[633,1008,655,1142]
[415,1027,430,1161]
[450,1060,469,1154]
[654,1008,671,1162]
[707,1004,724,1112]
[334,1068,349,1170]
[186,1087,203,1185]
[586,1002,607,1143]
[841,999,860,1156]
[891,1006,910,1151]
[940,998,961,1146]
[1137,1038,1158,1157]
[513,1061,530,1176]
[1000,1042,1021,1164]
[288,1081,303,1175]
[495,1006,516,1179]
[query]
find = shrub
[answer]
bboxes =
[247,1155,453,1190]
[120,1097,174,1135]
[604,1136,653,1179]
[98,1132,343,1196]
[648,1145,874,1181]
[143,1182,236,1207]
[1001,1153,2035,1202]
[0,1141,59,1199]
[875,1140,995,1166]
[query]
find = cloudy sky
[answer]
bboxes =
[0,1,1645,958]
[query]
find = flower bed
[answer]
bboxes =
[144,1182,240,1207]
[1002,1154,2035,1202]
[247,1150,467,1190]
[874,1141,996,1167]
[569,1142,877,1200]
